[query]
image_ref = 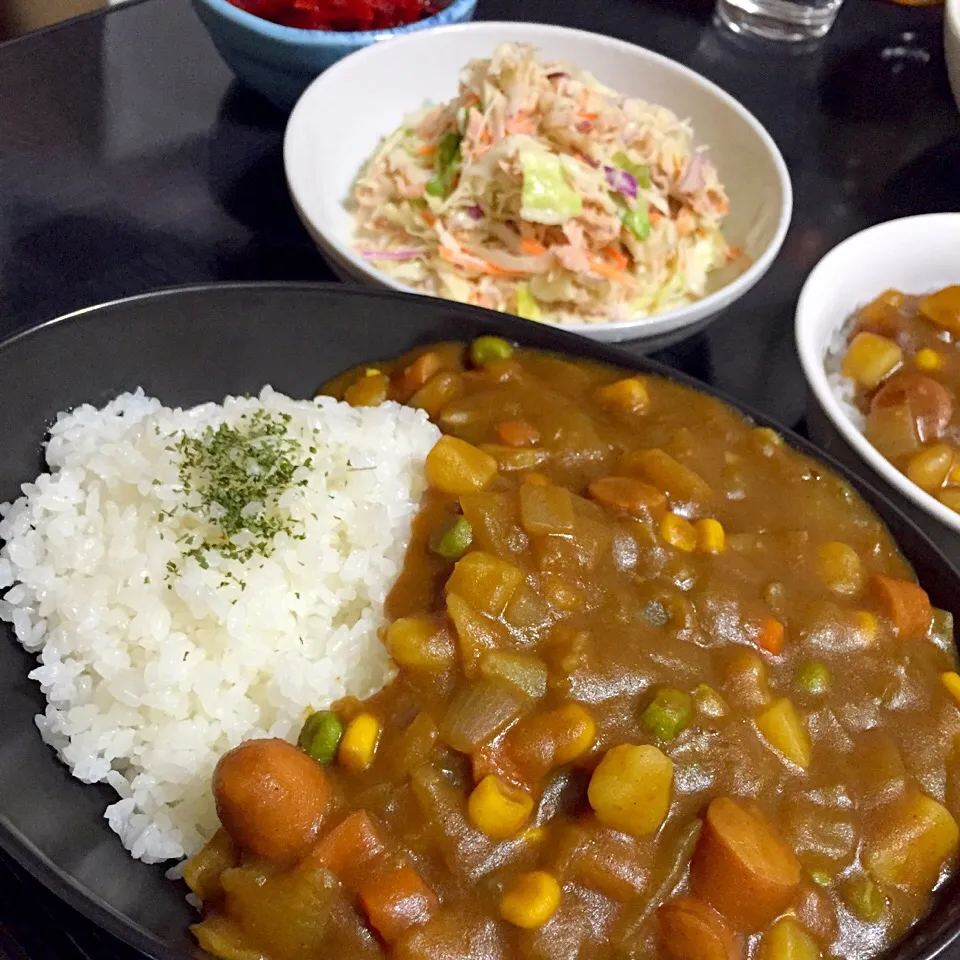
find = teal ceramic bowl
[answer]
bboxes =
[191,0,478,109]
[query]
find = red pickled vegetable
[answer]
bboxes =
[229,0,449,31]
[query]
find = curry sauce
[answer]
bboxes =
[184,342,960,960]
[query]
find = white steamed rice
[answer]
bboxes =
[0,387,440,863]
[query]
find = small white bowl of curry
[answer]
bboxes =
[796,213,960,559]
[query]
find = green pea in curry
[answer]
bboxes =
[184,341,960,960]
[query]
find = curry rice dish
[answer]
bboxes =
[183,340,960,960]
[835,286,960,517]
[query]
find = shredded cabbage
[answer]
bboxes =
[520,151,583,225]
[350,42,732,326]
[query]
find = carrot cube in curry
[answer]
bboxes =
[594,377,650,414]
[863,788,959,892]
[445,550,524,616]
[496,420,541,447]
[306,810,386,889]
[871,573,932,638]
[690,796,801,932]
[357,859,440,944]
[755,698,812,769]
[755,616,785,655]
[519,482,575,536]
[588,476,666,523]
[470,737,528,789]
[841,332,903,389]
[587,743,673,837]
[396,350,447,401]
[425,436,498,495]
[550,703,597,764]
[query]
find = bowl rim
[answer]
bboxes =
[3,281,958,960]
[795,212,960,538]
[190,0,476,46]
[282,19,793,340]
[947,0,959,30]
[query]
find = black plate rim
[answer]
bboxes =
[1,280,958,960]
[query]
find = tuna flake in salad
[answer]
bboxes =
[349,42,734,326]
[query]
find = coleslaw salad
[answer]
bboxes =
[349,42,734,326]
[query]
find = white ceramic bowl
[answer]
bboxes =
[796,213,960,561]
[284,21,792,347]
[946,0,960,115]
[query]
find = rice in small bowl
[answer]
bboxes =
[795,213,960,562]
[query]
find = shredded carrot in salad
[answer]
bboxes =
[350,42,731,327]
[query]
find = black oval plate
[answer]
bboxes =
[0,283,958,960]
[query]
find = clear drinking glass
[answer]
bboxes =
[714,0,845,41]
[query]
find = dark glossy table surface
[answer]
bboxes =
[1,0,959,956]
